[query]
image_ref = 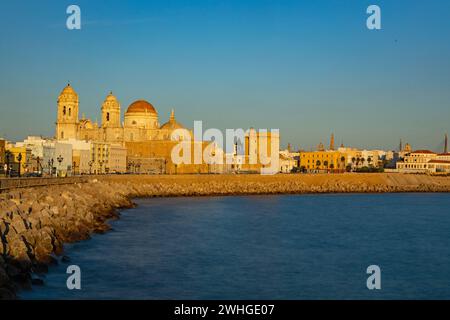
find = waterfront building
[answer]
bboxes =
[427,159,450,173]
[242,128,280,173]
[396,150,437,173]
[109,144,127,174]
[300,150,347,173]
[5,146,32,174]
[279,153,298,173]
[279,148,299,173]
[59,139,91,175]
[42,142,73,177]
[15,136,48,158]
[399,143,412,159]
[426,152,450,174]
[337,146,363,169]
[360,150,386,168]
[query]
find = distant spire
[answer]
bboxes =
[399,139,403,152]
[329,133,335,151]
[445,133,448,154]
[170,109,175,121]
[318,142,325,152]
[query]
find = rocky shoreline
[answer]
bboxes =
[1,173,450,299]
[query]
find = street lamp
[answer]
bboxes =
[98,160,104,174]
[88,160,94,175]
[17,153,22,178]
[48,158,54,176]
[57,155,63,177]
[128,161,135,174]
[5,152,12,177]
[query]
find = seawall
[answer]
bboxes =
[1,173,450,299]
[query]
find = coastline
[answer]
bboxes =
[1,173,450,299]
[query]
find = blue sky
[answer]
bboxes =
[0,0,449,151]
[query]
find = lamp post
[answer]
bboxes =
[98,160,104,175]
[57,155,63,177]
[35,156,41,175]
[17,153,22,178]
[48,158,54,176]
[128,161,135,174]
[88,160,94,175]
[5,152,11,177]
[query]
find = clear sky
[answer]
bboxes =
[0,0,449,151]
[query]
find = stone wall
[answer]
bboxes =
[0,177,88,191]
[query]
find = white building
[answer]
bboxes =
[396,150,437,173]
[42,141,73,176]
[279,149,299,173]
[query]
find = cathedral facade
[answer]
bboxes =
[55,84,185,144]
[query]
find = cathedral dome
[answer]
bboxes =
[102,91,120,110]
[58,83,78,101]
[61,83,76,94]
[161,109,184,130]
[105,92,118,102]
[126,100,157,114]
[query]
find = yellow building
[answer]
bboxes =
[242,128,280,173]
[5,146,32,174]
[125,140,210,174]
[300,150,346,173]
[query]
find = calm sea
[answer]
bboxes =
[20,193,450,299]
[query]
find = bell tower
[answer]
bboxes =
[101,91,121,128]
[56,83,79,140]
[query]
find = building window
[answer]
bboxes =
[107,112,110,121]
[69,108,71,117]
[63,106,66,116]
[61,131,64,139]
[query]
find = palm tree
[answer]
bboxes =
[316,160,321,172]
[340,156,346,172]
[4,150,12,177]
[360,157,366,167]
[367,157,372,167]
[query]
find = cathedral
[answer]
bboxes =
[55,83,185,144]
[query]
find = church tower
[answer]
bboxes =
[329,133,335,151]
[445,133,448,154]
[101,91,121,128]
[56,83,79,140]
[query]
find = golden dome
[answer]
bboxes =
[126,100,157,114]
[161,109,184,130]
[105,91,117,102]
[59,83,78,98]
